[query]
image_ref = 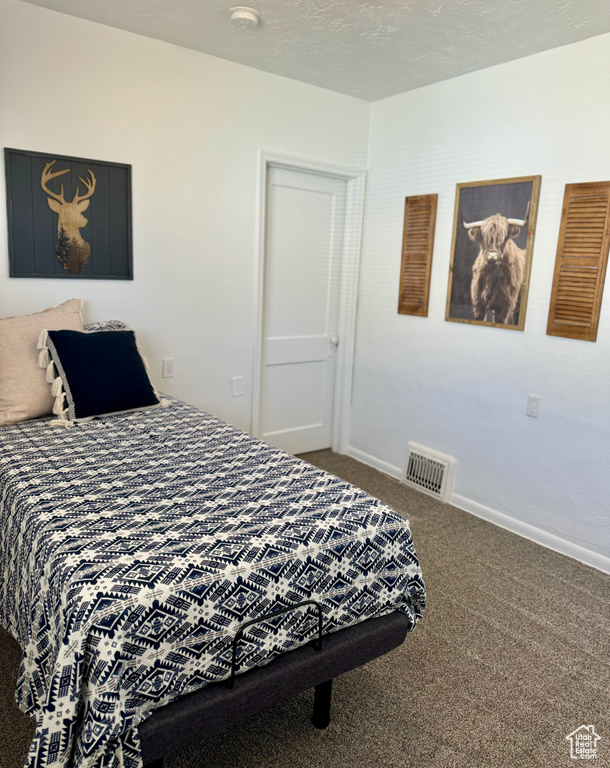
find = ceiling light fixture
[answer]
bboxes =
[229,7,260,29]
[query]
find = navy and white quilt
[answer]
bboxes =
[0,398,425,768]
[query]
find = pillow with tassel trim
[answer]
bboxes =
[38,329,161,425]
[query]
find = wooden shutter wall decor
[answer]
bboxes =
[398,194,437,317]
[546,181,610,341]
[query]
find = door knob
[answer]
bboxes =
[330,336,339,346]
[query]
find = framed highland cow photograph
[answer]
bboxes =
[445,175,541,330]
[5,148,132,279]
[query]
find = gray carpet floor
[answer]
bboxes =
[1,449,608,767]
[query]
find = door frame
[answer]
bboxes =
[251,150,366,454]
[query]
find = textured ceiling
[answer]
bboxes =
[20,0,610,100]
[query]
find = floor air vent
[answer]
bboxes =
[402,443,455,503]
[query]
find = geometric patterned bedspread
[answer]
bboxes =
[0,398,425,768]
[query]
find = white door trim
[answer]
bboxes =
[251,150,366,454]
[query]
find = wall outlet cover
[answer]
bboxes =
[526,394,541,418]
[162,358,175,378]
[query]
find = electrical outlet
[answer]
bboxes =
[162,358,175,378]
[231,376,244,397]
[526,394,541,418]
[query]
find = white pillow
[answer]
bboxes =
[0,299,83,426]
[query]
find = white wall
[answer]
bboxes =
[351,34,610,566]
[0,0,369,430]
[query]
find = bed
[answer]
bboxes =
[0,396,425,768]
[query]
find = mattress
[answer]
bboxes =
[0,398,425,768]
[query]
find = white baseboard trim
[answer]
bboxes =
[344,445,610,575]
[452,494,610,575]
[346,446,402,480]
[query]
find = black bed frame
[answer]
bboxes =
[140,610,410,767]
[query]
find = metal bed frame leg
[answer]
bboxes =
[311,679,332,729]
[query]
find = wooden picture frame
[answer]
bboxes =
[445,175,541,330]
[5,148,132,279]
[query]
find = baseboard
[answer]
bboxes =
[345,446,402,480]
[452,494,610,575]
[345,445,610,575]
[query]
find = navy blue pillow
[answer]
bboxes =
[46,330,159,421]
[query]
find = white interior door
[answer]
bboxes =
[260,165,347,455]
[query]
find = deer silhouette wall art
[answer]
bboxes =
[41,161,97,275]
